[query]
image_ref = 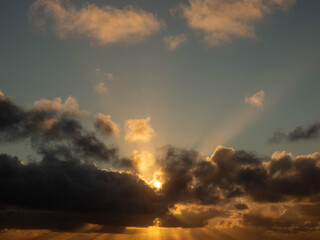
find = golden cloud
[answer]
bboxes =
[29,0,164,45]
[163,34,187,51]
[32,96,88,115]
[93,82,107,94]
[245,90,265,107]
[124,117,156,142]
[177,0,296,46]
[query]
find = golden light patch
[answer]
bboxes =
[153,180,162,189]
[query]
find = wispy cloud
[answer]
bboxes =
[163,34,187,51]
[177,0,296,46]
[93,82,107,94]
[29,0,164,45]
[245,90,265,107]
[124,117,156,142]
[269,122,320,143]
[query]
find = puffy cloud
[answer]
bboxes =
[94,113,119,136]
[177,0,296,46]
[29,0,164,45]
[245,90,265,107]
[124,117,156,142]
[1,93,320,236]
[0,95,116,162]
[32,96,88,115]
[163,34,187,51]
[269,122,320,143]
[93,82,107,94]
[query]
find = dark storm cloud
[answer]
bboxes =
[269,122,320,143]
[191,147,320,203]
[157,146,199,204]
[0,153,166,232]
[1,95,320,233]
[0,96,117,162]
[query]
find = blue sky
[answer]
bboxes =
[1,0,320,159]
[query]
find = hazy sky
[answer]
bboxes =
[0,0,320,239]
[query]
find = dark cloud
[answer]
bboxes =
[269,122,320,143]
[234,203,249,210]
[0,153,166,231]
[0,96,117,162]
[1,95,320,234]
[196,147,320,202]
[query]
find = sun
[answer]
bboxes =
[153,180,162,189]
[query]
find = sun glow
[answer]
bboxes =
[153,180,162,189]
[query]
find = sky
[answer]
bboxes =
[0,0,320,239]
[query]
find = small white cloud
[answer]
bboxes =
[94,113,119,136]
[94,82,107,94]
[245,90,265,107]
[163,34,187,51]
[125,117,156,142]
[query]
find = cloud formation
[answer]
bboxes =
[93,82,107,94]
[94,113,119,137]
[245,90,265,107]
[177,0,296,45]
[32,96,88,115]
[29,0,164,45]
[0,94,320,236]
[269,122,320,143]
[0,95,116,161]
[163,34,187,51]
[124,117,156,142]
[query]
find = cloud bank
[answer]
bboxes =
[0,93,319,237]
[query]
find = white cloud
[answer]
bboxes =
[29,0,164,45]
[245,90,265,107]
[163,34,187,51]
[125,117,156,142]
[177,0,296,46]
[94,82,107,94]
[32,96,88,115]
[94,113,119,137]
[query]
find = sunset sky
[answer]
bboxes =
[1,0,320,239]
